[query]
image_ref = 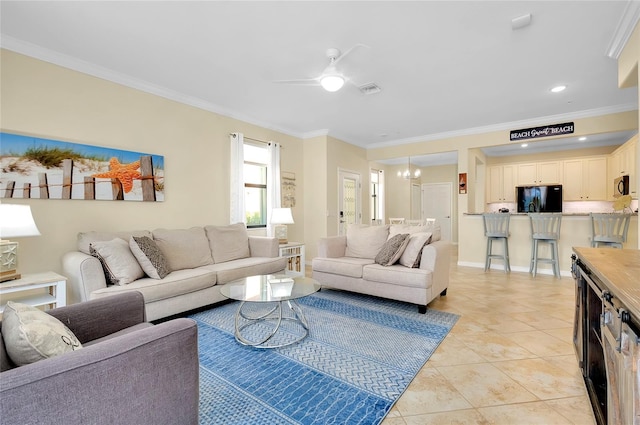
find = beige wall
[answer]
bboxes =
[0,49,305,275]
[302,135,328,261]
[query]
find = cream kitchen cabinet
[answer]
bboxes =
[563,157,607,201]
[487,164,516,202]
[516,161,562,186]
[608,136,637,199]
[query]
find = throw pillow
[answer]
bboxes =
[130,236,171,279]
[89,238,145,285]
[345,224,390,259]
[2,301,82,366]
[152,227,214,270]
[375,233,410,266]
[399,232,432,268]
[204,223,251,263]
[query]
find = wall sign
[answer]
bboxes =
[510,122,574,141]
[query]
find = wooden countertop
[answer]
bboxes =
[573,247,640,319]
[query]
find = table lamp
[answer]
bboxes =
[271,208,294,244]
[0,204,41,282]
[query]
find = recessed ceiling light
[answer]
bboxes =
[579,136,587,141]
[550,85,567,93]
[521,143,528,147]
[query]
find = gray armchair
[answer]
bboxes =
[0,291,199,425]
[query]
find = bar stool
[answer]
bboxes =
[590,213,631,248]
[528,213,562,278]
[482,213,511,273]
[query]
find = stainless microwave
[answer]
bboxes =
[614,175,629,198]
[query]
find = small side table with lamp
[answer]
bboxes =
[271,207,305,276]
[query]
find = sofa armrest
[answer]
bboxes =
[62,251,108,304]
[248,235,279,257]
[317,236,347,258]
[48,292,146,343]
[419,240,451,295]
[0,318,199,425]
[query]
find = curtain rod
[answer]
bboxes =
[230,133,282,147]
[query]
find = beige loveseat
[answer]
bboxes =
[62,223,287,321]
[312,223,451,313]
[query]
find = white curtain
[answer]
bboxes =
[230,133,245,224]
[266,141,282,236]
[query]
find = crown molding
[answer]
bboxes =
[606,0,640,59]
[366,103,639,150]
[301,129,330,139]
[0,36,306,140]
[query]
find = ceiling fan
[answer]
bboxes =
[274,44,369,92]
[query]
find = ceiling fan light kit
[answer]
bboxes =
[320,75,345,92]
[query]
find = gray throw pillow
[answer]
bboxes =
[375,233,410,266]
[130,236,171,279]
[2,301,82,366]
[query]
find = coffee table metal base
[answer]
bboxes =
[234,299,309,348]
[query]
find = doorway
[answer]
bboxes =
[338,170,361,235]
[422,182,452,241]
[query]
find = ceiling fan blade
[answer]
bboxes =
[273,78,320,86]
[333,43,370,65]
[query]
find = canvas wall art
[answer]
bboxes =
[0,132,164,201]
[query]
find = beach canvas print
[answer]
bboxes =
[0,132,164,201]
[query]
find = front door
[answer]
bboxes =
[338,170,361,235]
[422,182,452,241]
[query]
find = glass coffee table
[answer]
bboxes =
[219,274,321,348]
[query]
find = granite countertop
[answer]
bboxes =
[573,247,640,321]
[464,212,638,216]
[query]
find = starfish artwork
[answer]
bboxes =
[91,157,142,193]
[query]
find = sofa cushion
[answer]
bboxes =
[130,236,171,279]
[363,264,433,289]
[90,239,145,285]
[77,230,152,255]
[375,233,410,266]
[152,227,214,270]
[205,223,251,263]
[2,301,83,366]
[203,256,288,284]
[311,257,375,278]
[345,224,390,259]
[399,232,433,268]
[90,268,217,303]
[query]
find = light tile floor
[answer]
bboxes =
[378,249,597,425]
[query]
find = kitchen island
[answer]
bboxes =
[572,248,640,425]
[459,213,638,276]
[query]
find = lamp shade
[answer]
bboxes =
[0,204,41,238]
[271,208,294,225]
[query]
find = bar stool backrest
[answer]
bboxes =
[529,213,562,240]
[483,213,510,238]
[590,213,631,245]
[406,219,424,226]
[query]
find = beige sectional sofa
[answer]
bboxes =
[312,223,451,313]
[62,223,287,321]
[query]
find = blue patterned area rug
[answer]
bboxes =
[190,289,459,425]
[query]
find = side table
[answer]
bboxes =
[0,271,67,313]
[279,242,305,276]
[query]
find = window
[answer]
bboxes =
[244,143,268,228]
